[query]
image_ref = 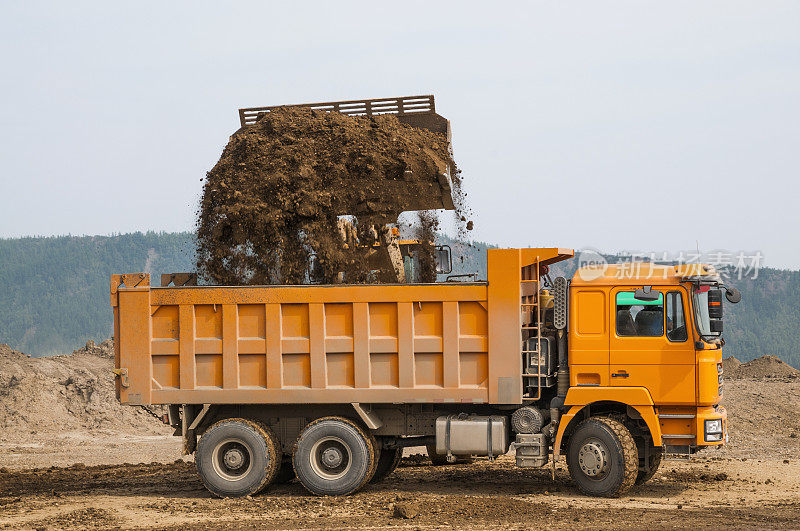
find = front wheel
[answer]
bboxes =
[566,416,638,497]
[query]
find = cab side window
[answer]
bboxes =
[665,291,688,342]
[616,291,664,337]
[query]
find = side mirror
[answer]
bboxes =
[634,286,660,302]
[434,245,452,275]
[708,289,723,319]
[709,318,723,333]
[725,287,742,304]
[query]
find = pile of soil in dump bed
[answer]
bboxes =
[0,341,167,434]
[731,354,799,379]
[196,107,465,285]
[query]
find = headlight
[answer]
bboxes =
[705,419,723,442]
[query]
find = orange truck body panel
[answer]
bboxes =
[111,248,573,407]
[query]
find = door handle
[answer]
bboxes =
[611,371,630,378]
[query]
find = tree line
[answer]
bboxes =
[0,233,796,368]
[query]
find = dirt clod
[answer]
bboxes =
[392,500,420,519]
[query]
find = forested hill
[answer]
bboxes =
[0,232,797,369]
[0,233,196,355]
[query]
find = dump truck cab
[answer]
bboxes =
[553,261,736,473]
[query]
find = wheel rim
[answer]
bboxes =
[212,438,254,481]
[578,437,610,479]
[309,436,352,480]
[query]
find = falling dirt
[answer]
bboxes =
[196,107,466,285]
[415,210,440,283]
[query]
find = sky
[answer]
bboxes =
[1,2,799,269]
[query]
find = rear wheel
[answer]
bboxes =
[370,447,402,483]
[293,417,376,496]
[426,444,473,466]
[196,418,279,498]
[566,417,638,497]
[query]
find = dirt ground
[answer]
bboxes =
[2,372,799,529]
[1,451,799,529]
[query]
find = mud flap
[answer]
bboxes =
[182,404,212,455]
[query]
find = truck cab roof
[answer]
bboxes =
[572,263,721,287]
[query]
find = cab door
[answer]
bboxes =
[609,286,695,405]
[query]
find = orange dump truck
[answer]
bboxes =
[112,248,739,497]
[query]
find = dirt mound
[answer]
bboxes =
[72,339,114,359]
[196,107,465,285]
[0,341,167,435]
[722,356,742,375]
[732,355,799,379]
[719,378,800,459]
[0,344,26,359]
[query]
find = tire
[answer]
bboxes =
[292,417,376,496]
[370,447,402,483]
[636,448,663,485]
[196,418,280,498]
[366,432,380,482]
[273,458,295,484]
[566,416,638,497]
[426,444,473,466]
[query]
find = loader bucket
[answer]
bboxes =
[236,95,456,215]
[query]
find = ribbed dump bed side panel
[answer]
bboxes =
[114,282,501,405]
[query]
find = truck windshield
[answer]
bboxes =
[692,288,721,337]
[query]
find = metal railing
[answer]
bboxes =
[239,95,436,127]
